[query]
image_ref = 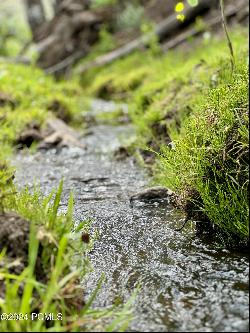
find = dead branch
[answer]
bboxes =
[76,0,247,74]
[0,56,31,65]
[76,0,213,74]
[23,0,47,42]
[44,50,86,74]
[18,40,33,57]
[162,0,248,53]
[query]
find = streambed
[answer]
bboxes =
[13,101,249,332]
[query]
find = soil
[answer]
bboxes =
[0,212,30,298]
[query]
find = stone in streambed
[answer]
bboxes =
[17,128,44,148]
[129,186,174,203]
[38,118,86,149]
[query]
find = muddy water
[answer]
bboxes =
[14,101,249,332]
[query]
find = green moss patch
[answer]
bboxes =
[83,29,249,244]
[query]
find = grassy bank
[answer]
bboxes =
[81,28,249,245]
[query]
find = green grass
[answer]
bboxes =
[0,182,133,331]
[82,28,249,243]
[0,61,87,211]
[0,62,86,159]
[157,56,249,241]
[0,21,248,333]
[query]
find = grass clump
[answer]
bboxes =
[83,30,248,148]
[128,30,248,149]
[0,181,133,331]
[0,62,86,158]
[81,52,152,100]
[157,51,249,243]
[82,28,249,244]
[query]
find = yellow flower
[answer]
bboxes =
[176,14,185,22]
[175,2,185,12]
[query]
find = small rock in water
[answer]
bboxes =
[129,186,174,203]
[38,118,86,150]
[114,146,131,160]
[81,232,90,244]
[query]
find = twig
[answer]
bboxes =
[174,218,190,232]
[44,50,86,74]
[0,56,31,65]
[220,0,235,71]
[18,40,33,57]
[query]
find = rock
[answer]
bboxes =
[38,118,86,149]
[15,117,85,150]
[45,118,76,136]
[39,131,62,148]
[17,129,44,148]
[129,186,174,203]
[114,146,131,160]
[0,92,17,109]
[70,176,109,183]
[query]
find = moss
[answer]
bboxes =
[81,52,152,99]
[152,34,248,243]
[0,62,86,157]
[83,28,249,243]
[156,52,249,243]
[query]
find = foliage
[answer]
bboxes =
[82,29,249,242]
[0,182,133,331]
[0,59,133,331]
[157,56,249,240]
[0,62,85,160]
[91,27,116,55]
[91,0,118,9]
[140,22,161,56]
[117,3,144,30]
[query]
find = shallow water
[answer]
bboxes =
[14,101,249,332]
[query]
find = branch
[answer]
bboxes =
[162,0,247,53]
[44,50,86,74]
[18,40,33,57]
[0,56,31,65]
[76,0,213,74]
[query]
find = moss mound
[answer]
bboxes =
[83,29,249,245]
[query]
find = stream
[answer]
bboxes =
[13,100,249,332]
